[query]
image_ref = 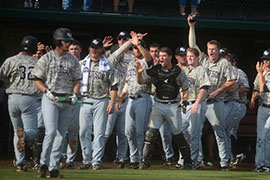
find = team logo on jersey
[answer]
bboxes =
[164,79,169,83]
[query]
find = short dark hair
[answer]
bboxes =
[71,40,82,48]
[187,48,200,57]
[160,47,172,56]
[149,43,160,49]
[207,40,221,49]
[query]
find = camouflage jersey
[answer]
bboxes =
[224,66,239,101]
[80,57,116,99]
[254,71,270,105]
[199,54,236,101]
[108,50,134,97]
[0,54,40,96]
[184,65,211,102]
[32,50,81,94]
[125,58,151,96]
[238,68,250,104]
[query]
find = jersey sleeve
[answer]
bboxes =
[32,55,47,81]
[0,58,12,83]
[177,69,189,91]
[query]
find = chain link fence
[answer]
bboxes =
[1,0,270,20]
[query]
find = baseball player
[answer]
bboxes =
[116,32,152,169]
[175,46,204,168]
[136,47,192,170]
[149,42,174,166]
[219,48,242,165]
[31,43,46,170]
[188,15,236,171]
[105,37,134,168]
[230,55,249,166]
[251,49,270,172]
[181,48,211,168]
[174,46,189,168]
[0,36,39,172]
[32,28,81,178]
[78,38,117,170]
[60,40,82,169]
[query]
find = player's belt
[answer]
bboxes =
[224,99,237,104]
[129,94,142,100]
[261,103,270,108]
[81,92,88,97]
[206,99,217,104]
[187,101,196,105]
[159,101,178,104]
[52,93,72,97]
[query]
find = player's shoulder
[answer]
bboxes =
[173,64,183,73]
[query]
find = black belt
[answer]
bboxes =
[81,92,88,97]
[159,101,178,104]
[262,104,270,108]
[52,93,71,97]
[206,99,217,104]
[224,100,237,104]
[129,94,142,100]
[188,101,196,105]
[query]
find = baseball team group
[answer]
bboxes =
[0,15,269,178]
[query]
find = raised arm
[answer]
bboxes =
[256,61,267,92]
[130,31,152,62]
[188,15,201,55]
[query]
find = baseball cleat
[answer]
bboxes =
[47,170,63,178]
[254,166,270,172]
[179,164,192,170]
[129,162,139,169]
[77,164,91,170]
[231,153,246,167]
[138,162,150,170]
[92,164,103,170]
[117,162,125,169]
[16,128,25,152]
[194,161,205,169]
[221,166,230,172]
[66,163,75,169]
[163,157,175,166]
[175,163,184,168]
[37,164,48,178]
[16,164,27,172]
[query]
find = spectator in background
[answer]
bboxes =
[113,0,134,13]
[179,0,198,16]
[62,0,93,11]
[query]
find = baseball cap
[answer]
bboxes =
[260,48,270,60]
[220,48,232,57]
[89,38,103,48]
[175,47,186,56]
[117,31,130,40]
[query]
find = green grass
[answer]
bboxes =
[0,168,269,180]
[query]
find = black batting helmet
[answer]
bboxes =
[53,28,74,46]
[21,36,38,54]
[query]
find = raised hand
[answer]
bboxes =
[103,36,113,48]
[129,31,139,46]
[137,32,148,40]
[134,60,145,74]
